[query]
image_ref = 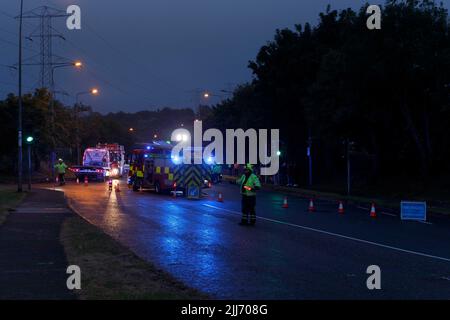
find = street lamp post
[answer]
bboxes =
[26,136,34,191]
[49,61,83,177]
[75,88,99,164]
[307,133,313,187]
[346,139,354,196]
[17,0,24,192]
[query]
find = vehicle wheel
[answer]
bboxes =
[155,181,161,194]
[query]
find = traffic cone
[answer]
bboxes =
[115,181,121,193]
[370,203,377,218]
[108,179,113,192]
[84,176,88,186]
[76,177,80,184]
[338,201,345,214]
[55,176,59,184]
[308,199,315,212]
[282,197,289,208]
[218,192,224,202]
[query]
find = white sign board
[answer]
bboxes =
[401,201,427,221]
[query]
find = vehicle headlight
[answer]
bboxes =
[112,168,119,176]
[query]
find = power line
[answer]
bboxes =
[84,22,189,96]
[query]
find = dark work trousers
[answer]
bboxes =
[241,195,256,223]
[58,173,65,185]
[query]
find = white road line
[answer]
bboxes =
[381,211,397,217]
[416,220,433,225]
[203,204,450,263]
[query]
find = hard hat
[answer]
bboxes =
[245,163,253,171]
[58,158,63,162]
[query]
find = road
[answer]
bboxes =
[46,179,450,299]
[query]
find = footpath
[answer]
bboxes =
[0,188,75,299]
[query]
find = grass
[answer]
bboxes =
[0,185,26,225]
[60,215,208,300]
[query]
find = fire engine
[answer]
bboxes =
[129,142,212,198]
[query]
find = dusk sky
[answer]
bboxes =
[1,0,448,113]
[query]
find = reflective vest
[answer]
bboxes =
[136,165,144,178]
[54,163,68,174]
[237,173,261,196]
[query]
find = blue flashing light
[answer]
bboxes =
[144,154,149,158]
[171,155,181,164]
[206,156,214,164]
[146,146,151,150]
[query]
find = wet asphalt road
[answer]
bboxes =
[48,180,450,299]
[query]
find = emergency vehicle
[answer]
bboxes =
[129,142,212,197]
[71,147,110,182]
[96,143,125,178]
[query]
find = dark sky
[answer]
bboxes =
[1,0,448,113]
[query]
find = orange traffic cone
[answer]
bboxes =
[370,203,377,218]
[84,176,88,186]
[108,180,113,192]
[282,197,289,208]
[308,199,316,212]
[115,181,121,193]
[338,201,345,214]
[218,192,224,202]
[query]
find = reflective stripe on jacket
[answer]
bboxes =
[136,165,144,178]
[237,173,261,196]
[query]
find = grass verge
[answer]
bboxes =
[0,185,26,225]
[60,215,208,300]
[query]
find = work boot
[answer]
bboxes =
[249,219,256,226]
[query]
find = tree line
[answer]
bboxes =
[203,0,450,192]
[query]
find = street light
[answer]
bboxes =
[17,0,24,192]
[49,60,83,180]
[74,88,100,165]
[25,135,34,191]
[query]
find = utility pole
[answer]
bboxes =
[21,6,69,181]
[17,0,24,193]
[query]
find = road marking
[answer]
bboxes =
[381,211,397,217]
[203,204,450,263]
[416,220,433,225]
